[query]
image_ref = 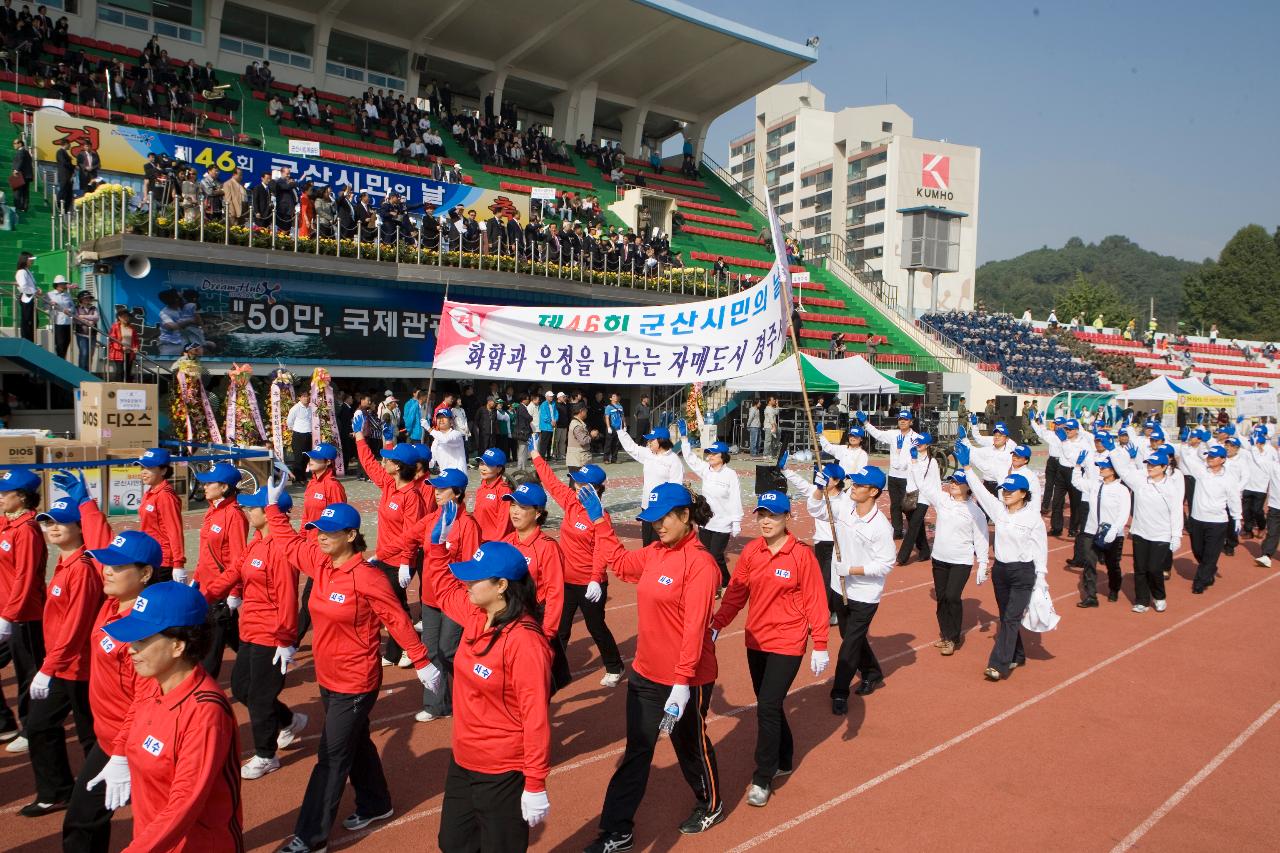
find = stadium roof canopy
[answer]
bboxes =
[266,0,817,151]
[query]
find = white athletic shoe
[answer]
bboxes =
[1153,599,1167,612]
[277,712,309,749]
[415,710,448,722]
[241,755,280,779]
[1256,555,1272,567]
[380,657,394,667]
[397,653,412,668]
[414,620,423,632]
[5,735,28,753]
[600,672,623,688]
[1132,604,1149,613]
[746,784,771,807]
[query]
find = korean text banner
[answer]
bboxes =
[433,268,790,385]
[32,110,527,217]
[112,261,443,363]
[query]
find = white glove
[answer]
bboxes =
[86,755,131,810]
[273,645,296,675]
[584,581,602,603]
[810,650,829,676]
[398,564,411,588]
[663,684,691,721]
[226,595,242,611]
[266,469,288,506]
[520,789,550,827]
[171,568,188,585]
[976,563,990,585]
[416,662,442,692]
[30,671,51,700]
[0,617,12,642]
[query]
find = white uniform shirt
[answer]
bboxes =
[1008,460,1044,509]
[863,422,919,479]
[286,401,312,433]
[1177,445,1243,524]
[818,435,868,475]
[905,453,941,507]
[680,443,743,535]
[617,430,684,508]
[809,495,895,603]
[970,435,1014,484]
[1079,472,1132,542]
[916,473,989,567]
[48,289,75,326]
[1241,445,1277,493]
[1261,452,1280,512]
[429,428,467,472]
[1111,451,1183,548]
[967,472,1049,576]
[783,467,849,543]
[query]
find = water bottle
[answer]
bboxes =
[658,703,680,736]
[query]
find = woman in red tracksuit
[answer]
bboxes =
[99,580,242,853]
[191,462,249,678]
[501,483,565,642]
[354,414,425,666]
[63,494,160,853]
[710,490,829,808]
[296,442,347,646]
[424,506,552,852]
[22,487,104,818]
[578,482,722,853]
[0,469,47,748]
[266,489,438,853]
[135,448,186,584]
[473,447,514,542]
[203,486,304,782]
[416,467,479,723]
[531,444,624,687]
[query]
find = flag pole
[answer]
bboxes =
[425,281,451,411]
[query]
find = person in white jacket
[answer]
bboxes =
[426,406,468,473]
[1177,443,1241,594]
[818,425,868,474]
[911,464,988,656]
[807,464,895,712]
[897,434,938,565]
[1031,415,1093,538]
[966,420,1015,494]
[1110,441,1183,612]
[678,419,743,589]
[1240,429,1276,538]
[858,409,919,540]
[1008,444,1043,510]
[782,459,849,624]
[955,442,1048,681]
[616,422,685,545]
[1073,455,1132,607]
[1254,435,1280,568]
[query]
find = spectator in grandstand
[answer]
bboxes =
[10,136,32,213]
[922,311,1103,394]
[199,166,223,220]
[54,137,74,213]
[314,186,335,239]
[267,94,284,124]
[222,167,246,226]
[1209,324,1219,343]
[251,172,274,229]
[73,291,98,372]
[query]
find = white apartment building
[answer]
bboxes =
[728,83,981,314]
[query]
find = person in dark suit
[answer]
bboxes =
[54,138,75,213]
[10,136,32,212]
[271,166,297,231]
[503,213,522,257]
[250,171,274,229]
[76,145,100,194]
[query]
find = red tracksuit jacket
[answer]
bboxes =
[139,480,186,569]
[533,454,608,585]
[471,476,514,543]
[356,438,424,567]
[595,523,718,687]
[301,468,347,542]
[711,534,829,656]
[115,667,243,852]
[0,510,46,623]
[203,532,298,647]
[418,504,480,608]
[503,528,565,639]
[40,498,112,682]
[194,497,248,595]
[424,542,551,792]
[267,506,429,693]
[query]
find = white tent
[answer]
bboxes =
[725,354,904,394]
[1122,376,1190,401]
[1174,376,1232,398]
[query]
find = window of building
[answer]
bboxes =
[775,202,792,216]
[764,141,794,166]
[102,0,204,42]
[731,140,755,158]
[847,150,887,181]
[800,213,831,234]
[849,246,884,265]
[765,161,794,187]
[800,168,832,189]
[847,174,886,201]
[222,3,313,55]
[848,222,885,242]
[903,210,961,271]
[765,120,795,149]
[328,32,408,88]
[846,198,886,225]
[881,121,893,133]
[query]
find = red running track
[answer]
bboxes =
[3,504,1280,852]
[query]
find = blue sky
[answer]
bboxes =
[691,0,1279,264]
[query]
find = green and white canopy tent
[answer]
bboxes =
[726,353,924,395]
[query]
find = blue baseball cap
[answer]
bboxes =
[303,502,361,532]
[88,530,163,568]
[992,422,1009,436]
[102,581,210,643]
[1095,457,1114,469]
[1224,436,1241,447]
[136,447,171,467]
[449,542,529,582]
[1000,473,1031,493]
[36,499,81,524]
[1065,419,1080,430]
[703,441,730,456]
[1012,444,1032,459]
[415,443,433,464]
[822,462,846,481]
[637,482,694,522]
[0,469,41,492]
[755,490,791,514]
[1143,453,1167,466]
[305,442,338,461]
[1206,445,1227,459]
[1053,416,1066,426]
[847,465,887,490]
[642,429,668,442]
[481,447,508,467]
[429,468,468,490]
[381,443,419,465]
[569,464,606,485]
[896,409,914,420]
[239,485,292,513]
[944,470,969,485]
[847,426,865,438]
[1192,428,1212,441]
[1149,428,1166,441]
[913,432,933,446]
[194,462,241,485]
[503,482,547,506]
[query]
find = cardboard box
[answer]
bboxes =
[38,439,106,510]
[0,435,37,467]
[78,383,159,450]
